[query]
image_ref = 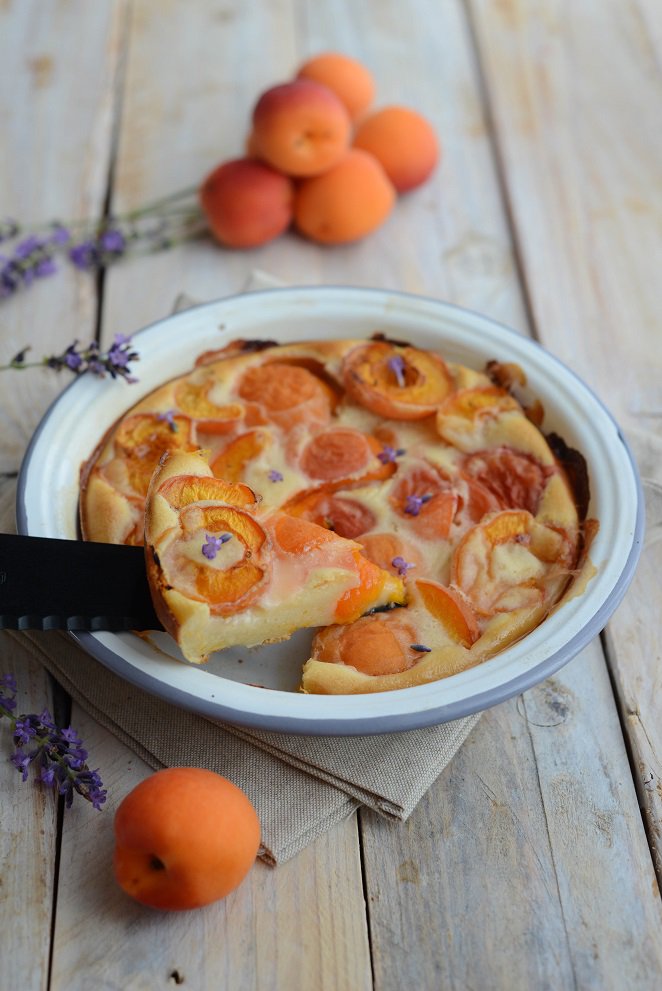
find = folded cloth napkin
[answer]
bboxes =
[8,631,479,865]
[4,277,479,865]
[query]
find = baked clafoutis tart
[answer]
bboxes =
[80,335,596,693]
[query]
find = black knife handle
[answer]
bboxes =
[0,532,163,632]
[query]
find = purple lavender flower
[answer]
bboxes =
[1,677,106,809]
[387,354,407,387]
[157,409,178,432]
[10,750,32,782]
[99,228,125,254]
[404,493,433,516]
[0,673,17,713]
[377,445,406,465]
[38,708,55,730]
[60,726,82,745]
[68,240,98,270]
[13,716,38,747]
[15,236,41,259]
[202,532,232,560]
[32,335,139,382]
[69,227,127,271]
[2,184,205,302]
[0,234,58,297]
[39,765,56,787]
[63,343,84,371]
[100,334,140,381]
[392,556,416,578]
[34,256,57,277]
[410,644,432,653]
[50,224,71,246]
[75,768,107,810]
[268,469,284,482]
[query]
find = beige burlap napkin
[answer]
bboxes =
[6,278,479,865]
[8,631,479,865]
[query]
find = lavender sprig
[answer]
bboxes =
[1,333,140,382]
[0,184,204,300]
[0,673,106,810]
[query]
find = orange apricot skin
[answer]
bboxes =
[251,79,351,177]
[199,158,294,248]
[296,52,376,121]
[415,579,480,648]
[113,768,260,910]
[293,148,396,245]
[342,341,453,419]
[312,613,418,676]
[353,106,439,192]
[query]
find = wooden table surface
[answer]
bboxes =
[2,2,661,988]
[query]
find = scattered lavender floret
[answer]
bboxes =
[157,409,179,432]
[69,227,126,271]
[404,493,433,516]
[0,675,106,810]
[268,469,284,482]
[1,184,204,302]
[0,673,18,712]
[0,233,59,298]
[377,445,406,465]
[392,556,416,578]
[410,644,432,653]
[202,532,232,560]
[387,354,407,388]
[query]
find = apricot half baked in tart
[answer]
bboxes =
[143,450,404,665]
[79,335,594,692]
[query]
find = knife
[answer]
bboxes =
[0,532,163,632]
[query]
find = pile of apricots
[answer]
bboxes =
[199,52,439,248]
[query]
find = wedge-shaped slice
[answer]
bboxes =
[144,450,405,664]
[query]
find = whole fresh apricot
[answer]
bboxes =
[293,148,396,244]
[251,79,352,177]
[199,158,294,248]
[113,767,261,910]
[296,52,375,121]
[353,105,439,192]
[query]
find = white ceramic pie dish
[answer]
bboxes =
[17,286,644,734]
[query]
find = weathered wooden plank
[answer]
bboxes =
[365,647,662,991]
[0,1,125,981]
[1,477,56,991]
[605,453,662,881]
[468,0,662,887]
[0,636,59,991]
[0,0,128,473]
[49,705,372,991]
[49,2,373,987]
[468,0,661,423]
[353,0,662,986]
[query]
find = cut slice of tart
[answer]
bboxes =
[144,450,405,664]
